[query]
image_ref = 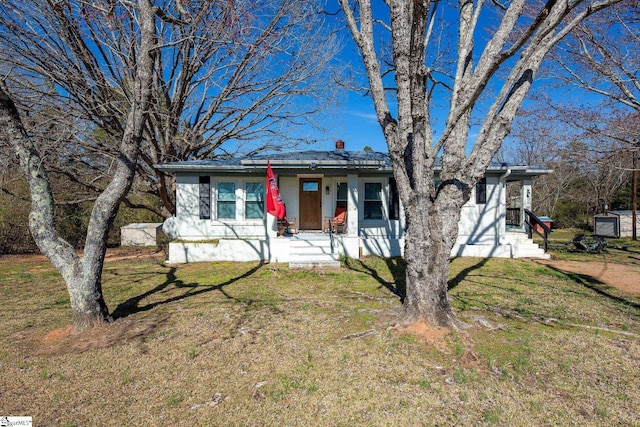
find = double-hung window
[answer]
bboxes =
[364,182,383,220]
[245,182,265,219]
[217,182,236,220]
[336,182,348,211]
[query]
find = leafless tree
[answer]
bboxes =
[544,3,639,235]
[504,108,632,225]
[0,0,157,330]
[551,2,639,112]
[338,0,623,328]
[0,0,340,218]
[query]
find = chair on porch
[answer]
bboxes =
[324,207,347,234]
[277,217,297,235]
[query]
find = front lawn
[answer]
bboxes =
[1,248,638,426]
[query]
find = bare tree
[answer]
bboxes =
[0,0,340,218]
[504,109,632,226]
[0,0,157,330]
[544,2,639,235]
[551,2,639,112]
[142,0,340,216]
[338,0,623,328]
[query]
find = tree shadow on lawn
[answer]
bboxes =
[544,264,640,312]
[344,257,406,302]
[447,257,489,291]
[344,256,490,301]
[110,261,266,320]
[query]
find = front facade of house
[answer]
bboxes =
[157,149,551,263]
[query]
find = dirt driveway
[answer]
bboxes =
[536,259,640,296]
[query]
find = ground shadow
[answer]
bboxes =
[345,256,492,300]
[544,264,640,311]
[608,244,640,262]
[344,257,406,302]
[111,262,266,320]
[447,257,489,291]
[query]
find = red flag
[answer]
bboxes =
[266,161,286,219]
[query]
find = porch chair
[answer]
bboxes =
[277,217,297,235]
[324,207,347,234]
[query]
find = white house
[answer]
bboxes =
[157,145,552,266]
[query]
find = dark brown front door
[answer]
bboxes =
[299,178,322,230]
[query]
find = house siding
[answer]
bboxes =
[165,172,503,253]
[158,156,549,263]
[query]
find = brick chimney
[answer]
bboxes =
[335,139,345,150]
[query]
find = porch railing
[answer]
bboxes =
[524,209,552,252]
[328,223,335,254]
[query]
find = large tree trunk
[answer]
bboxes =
[402,187,463,328]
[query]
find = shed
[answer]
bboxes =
[593,211,640,238]
[120,223,163,246]
[534,216,553,233]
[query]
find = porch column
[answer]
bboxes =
[522,179,533,211]
[347,174,358,237]
[498,176,507,244]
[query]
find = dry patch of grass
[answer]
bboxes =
[0,248,638,426]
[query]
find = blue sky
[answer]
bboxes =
[299,1,615,157]
[309,0,470,154]
[323,90,388,152]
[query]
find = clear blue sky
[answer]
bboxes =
[323,90,388,152]
[306,2,598,156]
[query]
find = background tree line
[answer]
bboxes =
[503,5,639,229]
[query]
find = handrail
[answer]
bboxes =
[328,224,335,254]
[524,209,552,252]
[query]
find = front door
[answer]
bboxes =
[299,178,322,230]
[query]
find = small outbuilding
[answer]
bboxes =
[593,211,640,238]
[533,216,553,234]
[120,223,163,246]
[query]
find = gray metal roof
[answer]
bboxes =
[156,150,551,177]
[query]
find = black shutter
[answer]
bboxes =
[389,178,400,220]
[475,178,487,204]
[199,176,211,219]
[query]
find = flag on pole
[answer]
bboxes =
[266,161,286,219]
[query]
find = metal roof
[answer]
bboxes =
[156,150,552,177]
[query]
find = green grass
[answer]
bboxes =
[535,229,640,266]
[0,247,638,426]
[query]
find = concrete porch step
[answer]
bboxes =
[289,234,340,268]
[504,233,550,259]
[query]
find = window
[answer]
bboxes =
[199,176,211,220]
[245,182,265,219]
[217,182,236,219]
[475,178,487,204]
[336,182,348,211]
[364,182,383,220]
[389,178,400,220]
[302,181,319,192]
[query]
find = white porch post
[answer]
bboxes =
[498,176,507,244]
[522,179,533,211]
[522,178,533,233]
[347,174,358,237]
